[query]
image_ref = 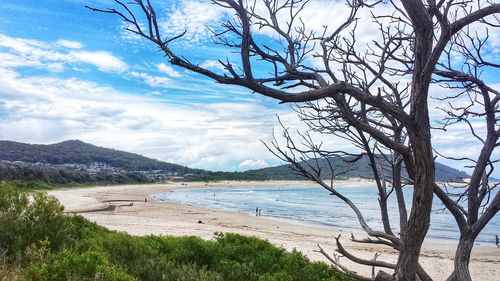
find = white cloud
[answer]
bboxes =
[160,1,228,44]
[200,60,225,72]
[47,63,65,73]
[56,39,83,49]
[1,2,495,175]
[239,159,269,169]
[0,52,43,69]
[0,65,292,171]
[0,33,128,73]
[157,63,182,78]
[129,71,172,88]
[119,21,146,42]
[70,51,128,72]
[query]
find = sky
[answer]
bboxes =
[0,0,498,175]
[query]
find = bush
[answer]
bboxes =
[211,233,348,281]
[0,184,352,281]
[0,184,68,263]
[24,250,136,281]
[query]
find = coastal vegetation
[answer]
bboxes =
[0,183,352,281]
[0,163,153,188]
[0,140,189,172]
[0,140,468,186]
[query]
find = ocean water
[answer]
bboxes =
[154,184,499,245]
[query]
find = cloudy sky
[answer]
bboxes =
[0,0,297,171]
[0,0,498,175]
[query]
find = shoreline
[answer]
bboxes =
[152,182,495,246]
[47,181,500,280]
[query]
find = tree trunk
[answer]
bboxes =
[393,130,407,235]
[375,270,394,281]
[379,195,393,235]
[393,0,435,274]
[395,133,435,281]
[366,146,393,235]
[446,232,476,281]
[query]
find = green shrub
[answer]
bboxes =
[210,233,348,281]
[160,263,223,281]
[1,180,55,191]
[0,184,353,281]
[0,184,68,263]
[24,250,136,281]
[94,234,169,280]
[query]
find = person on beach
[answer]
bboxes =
[258,208,262,216]
[256,207,259,216]
[496,235,499,248]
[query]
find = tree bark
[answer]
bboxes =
[361,132,393,235]
[393,130,408,235]
[446,231,477,281]
[375,270,394,281]
[395,128,435,281]
[394,1,435,275]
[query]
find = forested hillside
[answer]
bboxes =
[0,162,152,187]
[241,156,469,182]
[0,140,469,184]
[0,140,196,172]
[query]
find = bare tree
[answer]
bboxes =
[430,22,500,280]
[265,104,437,281]
[86,1,499,280]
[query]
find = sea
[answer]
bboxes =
[153,183,500,245]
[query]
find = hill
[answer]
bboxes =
[242,156,469,182]
[0,140,469,183]
[0,140,196,173]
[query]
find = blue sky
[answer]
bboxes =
[0,0,297,171]
[0,0,498,176]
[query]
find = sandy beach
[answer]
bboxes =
[48,181,500,280]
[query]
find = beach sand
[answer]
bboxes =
[48,181,500,280]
